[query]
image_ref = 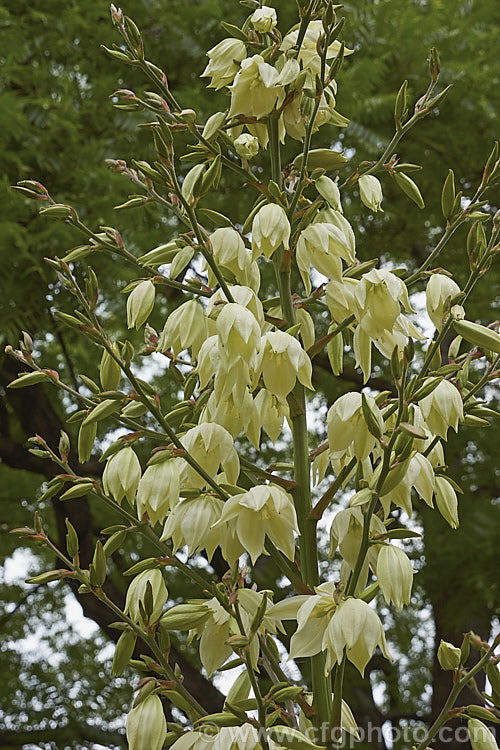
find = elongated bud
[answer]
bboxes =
[441,169,456,219]
[468,718,499,750]
[89,541,107,587]
[26,570,65,584]
[361,392,383,439]
[160,603,210,630]
[100,344,122,390]
[428,47,440,83]
[65,519,80,558]
[112,629,137,676]
[127,280,155,330]
[467,706,500,725]
[482,141,499,186]
[78,420,97,464]
[60,482,94,500]
[453,320,500,355]
[250,592,268,634]
[327,330,344,375]
[394,80,408,126]
[437,640,461,670]
[394,172,425,209]
[8,371,52,388]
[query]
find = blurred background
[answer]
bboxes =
[0,0,499,748]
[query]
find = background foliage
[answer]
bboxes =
[0,0,499,748]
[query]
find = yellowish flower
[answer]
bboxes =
[202,38,246,90]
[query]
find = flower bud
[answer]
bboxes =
[251,204,290,260]
[453,319,500,355]
[125,569,168,623]
[316,175,342,211]
[100,344,122,391]
[426,273,461,330]
[251,5,277,33]
[437,640,461,670]
[202,38,247,90]
[126,694,167,750]
[233,133,259,159]
[468,718,499,750]
[103,447,142,506]
[127,280,155,330]
[358,175,383,212]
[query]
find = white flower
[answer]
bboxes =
[327,392,384,461]
[126,694,167,750]
[426,273,461,330]
[434,475,459,528]
[251,203,290,260]
[103,447,141,507]
[280,21,353,75]
[216,302,261,361]
[161,494,226,560]
[229,55,285,119]
[127,280,155,329]
[258,331,313,398]
[296,222,355,295]
[158,299,207,357]
[180,423,240,488]
[358,174,383,211]
[136,459,181,525]
[125,569,168,623]
[202,38,246,90]
[251,5,277,33]
[214,484,299,564]
[420,379,464,439]
[375,544,414,610]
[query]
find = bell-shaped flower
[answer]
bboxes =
[161,493,226,560]
[127,280,155,330]
[252,389,289,443]
[216,302,261,361]
[251,203,290,260]
[296,222,355,295]
[426,273,461,330]
[214,484,299,564]
[206,285,265,328]
[203,388,258,446]
[126,694,167,750]
[251,5,277,33]
[281,94,307,141]
[434,475,459,528]
[191,598,233,677]
[419,379,463,439]
[103,447,141,507]
[322,597,392,675]
[229,55,285,120]
[158,299,207,357]
[375,544,414,610]
[280,21,353,75]
[316,176,342,212]
[288,582,338,661]
[327,392,384,461]
[180,423,240,489]
[358,174,383,212]
[202,38,247,90]
[329,507,385,570]
[326,277,359,323]
[257,331,313,399]
[354,269,413,340]
[136,458,181,525]
[125,568,168,623]
[208,227,254,287]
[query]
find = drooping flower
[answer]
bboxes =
[375,544,414,610]
[214,484,299,564]
[158,299,207,357]
[419,379,464,439]
[426,273,461,330]
[251,5,277,33]
[229,55,285,120]
[126,280,155,330]
[358,174,383,212]
[103,447,141,507]
[179,423,240,489]
[136,458,181,525]
[126,694,167,750]
[202,38,247,90]
[257,331,313,398]
[327,392,384,461]
[280,21,353,75]
[161,494,226,560]
[251,203,290,260]
[296,222,355,295]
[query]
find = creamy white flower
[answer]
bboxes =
[420,379,464,439]
[296,222,355,295]
[233,132,259,159]
[434,475,459,528]
[376,544,414,610]
[202,38,247,90]
[161,494,226,560]
[358,174,383,212]
[426,273,461,330]
[126,280,155,330]
[103,447,141,507]
[136,458,181,525]
[216,302,261,361]
[214,484,299,564]
[251,203,290,260]
[126,694,167,750]
[158,299,207,357]
[280,21,353,75]
[258,331,313,398]
[327,392,384,461]
[251,5,277,33]
[180,423,240,488]
[125,569,168,623]
[229,55,285,119]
